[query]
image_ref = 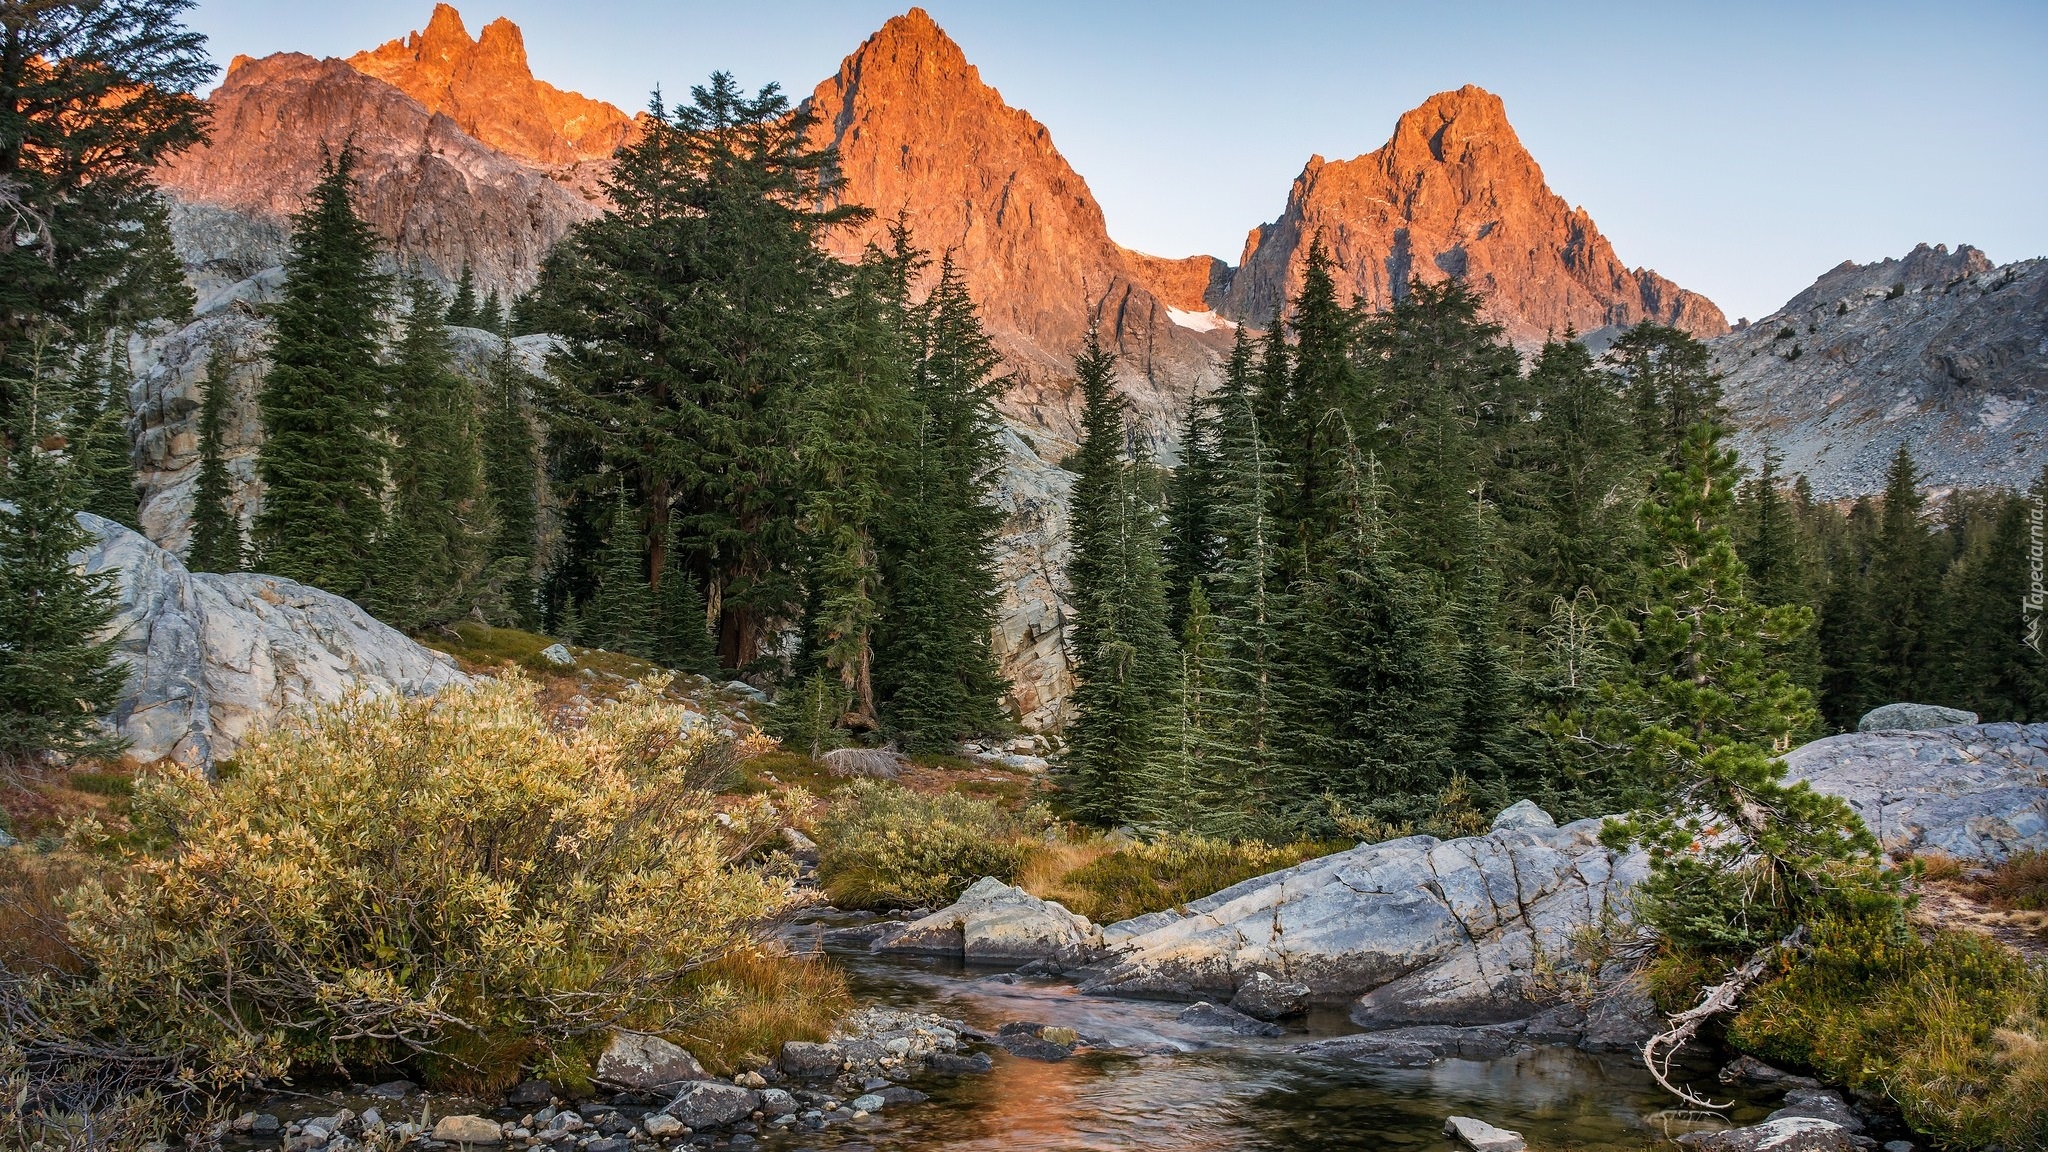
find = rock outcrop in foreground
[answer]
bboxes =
[1780,722,2048,861]
[75,513,468,766]
[1712,243,2046,499]
[880,723,2048,1057]
[1079,801,1642,1028]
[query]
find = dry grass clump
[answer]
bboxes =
[15,675,806,1106]
[1987,850,2048,912]
[674,947,852,1076]
[1031,833,1334,925]
[1730,910,2048,1149]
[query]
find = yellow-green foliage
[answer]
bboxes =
[815,780,1040,909]
[55,675,798,1091]
[1730,911,2048,1150]
[1037,833,1335,924]
[676,948,852,1075]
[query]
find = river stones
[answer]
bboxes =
[779,1041,846,1079]
[994,1022,1079,1060]
[873,877,1101,965]
[1678,1117,1859,1152]
[1444,1116,1527,1152]
[1857,703,1978,732]
[1177,1001,1284,1036]
[662,1082,759,1129]
[594,1031,707,1092]
[430,1115,503,1144]
[1769,1089,1864,1134]
[1229,970,1311,1020]
[1719,1056,1821,1090]
[1780,723,2048,860]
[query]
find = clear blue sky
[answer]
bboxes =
[186,1,2047,323]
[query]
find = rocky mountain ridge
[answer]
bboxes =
[1712,243,2047,499]
[1217,85,1727,347]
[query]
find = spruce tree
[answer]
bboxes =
[1145,581,1225,833]
[186,343,245,573]
[70,342,141,528]
[1196,333,1293,837]
[1282,443,1446,826]
[1930,472,2047,721]
[653,518,719,674]
[876,250,1008,749]
[476,291,503,334]
[0,335,128,769]
[796,251,910,729]
[1606,322,1723,464]
[1495,334,1640,613]
[1736,444,1824,730]
[0,0,211,444]
[1063,325,1177,825]
[1602,421,1868,951]
[1863,445,1940,705]
[253,146,390,602]
[1161,381,1218,636]
[445,262,479,327]
[376,276,491,631]
[532,76,863,669]
[580,481,655,657]
[479,331,542,628]
[1278,238,1356,541]
[1446,512,1528,795]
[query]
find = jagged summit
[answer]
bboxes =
[348,3,635,167]
[1221,83,1727,346]
[805,6,1230,445]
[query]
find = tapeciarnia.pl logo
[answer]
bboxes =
[2028,492,2044,654]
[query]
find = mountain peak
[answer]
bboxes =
[1224,87,1724,343]
[348,4,631,168]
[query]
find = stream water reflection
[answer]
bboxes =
[779,927,1772,1152]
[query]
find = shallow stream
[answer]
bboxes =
[781,925,1776,1152]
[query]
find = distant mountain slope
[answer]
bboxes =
[157,51,601,300]
[1713,244,2047,498]
[1217,85,1726,347]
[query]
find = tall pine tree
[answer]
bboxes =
[480,330,542,628]
[876,249,1009,749]
[376,276,492,631]
[1063,325,1177,825]
[70,341,141,528]
[186,343,245,573]
[253,146,390,602]
[0,334,127,768]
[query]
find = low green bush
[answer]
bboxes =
[814,780,1041,909]
[1730,910,2048,1149]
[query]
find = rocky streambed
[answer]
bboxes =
[212,719,2048,1152]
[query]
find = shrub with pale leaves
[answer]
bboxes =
[54,674,797,1090]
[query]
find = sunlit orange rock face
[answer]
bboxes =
[158,50,602,295]
[1221,85,1726,345]
[804,8,1233,444]
[347,3,635,168]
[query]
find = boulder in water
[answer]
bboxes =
[1678,1117,1858,1152]
[1229,970,1311,1020]
[1858,703,1978,731]
[874,877,1100,965]
[1177,1001,1283,1036]
[1444,1116,1526,1152]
